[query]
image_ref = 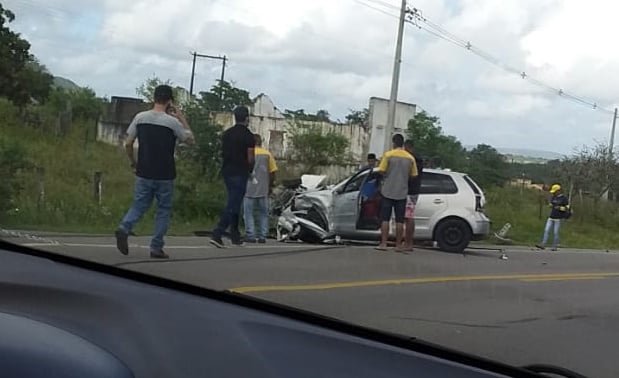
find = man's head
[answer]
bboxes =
[367,153,377,168]
[404,139,414,153]
[392,133,404,148]
[153,85,174,106]
[254,133,262,147]
[550,184,562,195]
[234,106,250,126]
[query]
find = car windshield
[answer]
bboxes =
[2,1,619,377]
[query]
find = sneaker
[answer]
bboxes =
[244,237,257,244]
[535,244,546,250]
[551,247,558,251]
[209,237,225,249]
[115,229,129,255]
[231,239,245,247]
[258,238,267,244]
[150,250,170,259]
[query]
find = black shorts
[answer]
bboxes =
[380,197,406,223]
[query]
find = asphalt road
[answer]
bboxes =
[6,233,619,378]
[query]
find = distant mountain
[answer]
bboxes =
[53,76,80,91]
[465,145,562,160]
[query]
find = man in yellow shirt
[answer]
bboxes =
[244,134,277,243]
[375,134,418,251]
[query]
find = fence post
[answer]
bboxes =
[94,171,102,205]
[37,167,45,210]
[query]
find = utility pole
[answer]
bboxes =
[384,0,407,153]
[610,107,617,156]
[188,52,228,97]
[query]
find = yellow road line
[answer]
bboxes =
[521,276,606,282]
[231,272,619,293]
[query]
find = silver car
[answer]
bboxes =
[292,168,490,252]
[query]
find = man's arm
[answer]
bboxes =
[246,132,256,172]
[268,153,278,193]
[376,154,388,174]
[171,107,195,145]
[125,115,139,171]
[125,136,137,171]
[409,156,419,178]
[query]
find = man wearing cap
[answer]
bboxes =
[536,184,570,251]
[115,85,195,259]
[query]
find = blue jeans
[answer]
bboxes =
[541,218,562,247]
[244,197,269,240]
[119,177,174,251]
[214,175,248,240]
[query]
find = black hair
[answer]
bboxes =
[367,153,377,160]
[153,85,174,104]
[392,133,404,147]
[234,106,250,124]
[254,133,262,146]
[404,139,414,149]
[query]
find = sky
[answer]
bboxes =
[4,0,619,154]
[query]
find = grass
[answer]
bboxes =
[484,186,619,250]
[0,99,222,235]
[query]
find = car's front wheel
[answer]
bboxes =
[435,218,472,253]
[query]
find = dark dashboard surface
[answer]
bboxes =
[0,244,540,378]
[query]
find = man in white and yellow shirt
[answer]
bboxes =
[376,133,418,251]
[244,134,277,243]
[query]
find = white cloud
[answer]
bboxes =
[3,0,619,153]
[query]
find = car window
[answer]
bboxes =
[342,171,368,193]
[419,172,458,194]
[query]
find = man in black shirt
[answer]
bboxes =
[210,106,256,248]
[115,85,194,259]
[403,139,424,251]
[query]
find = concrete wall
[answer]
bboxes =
[97,96,148,146]
[213,94,369,163]
[367,97,416,157]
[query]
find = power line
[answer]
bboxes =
[404,6,614,114]
[352,0,400,19]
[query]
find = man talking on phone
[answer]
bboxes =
[115,85,194,259]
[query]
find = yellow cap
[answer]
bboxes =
[549,184,561,194]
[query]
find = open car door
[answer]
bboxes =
[356,169,383,231]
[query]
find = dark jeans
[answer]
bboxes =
[214,175,248,240]
[119,177,174,250]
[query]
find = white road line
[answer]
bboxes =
[20,242,318,249]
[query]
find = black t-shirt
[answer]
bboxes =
[221,124,256,177]
[408,152,424,195]
[126,110,190,180]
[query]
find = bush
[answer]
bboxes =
[0,136,29,219]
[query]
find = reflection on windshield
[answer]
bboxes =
[2,1,619,377]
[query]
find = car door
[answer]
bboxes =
[332,170,369,237]
[415,172,453,239]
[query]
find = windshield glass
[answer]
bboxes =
[2,1,619,377]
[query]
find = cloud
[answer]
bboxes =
[3,0,619,154]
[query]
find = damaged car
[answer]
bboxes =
[277,168,490,253]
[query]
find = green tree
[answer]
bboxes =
[345,108,369,125]
[0,6,53,106]
[466,144,509,189]
[315,109,331,122]
[135,76,186,104]
[48,87,104,120]
[288,123,349,173]
[198,80,251,112]
[407,111,466,170]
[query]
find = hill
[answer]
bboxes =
[53,76,80,91]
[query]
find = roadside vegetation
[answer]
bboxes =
[2,3,619,249]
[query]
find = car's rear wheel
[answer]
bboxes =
[435,218,471,253]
